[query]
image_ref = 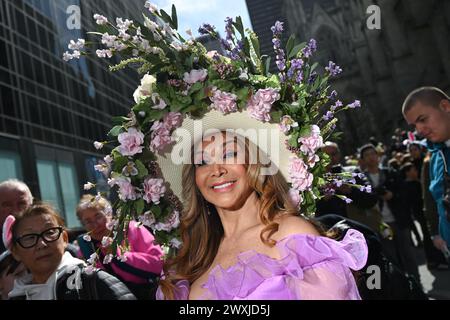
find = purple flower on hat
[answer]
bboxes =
[348,100,361,108]
[325,61,342,77]
[246,88,280,122]
[302,39,317,58]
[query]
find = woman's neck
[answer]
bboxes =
[216,192,261,240]
[32,271,54,284]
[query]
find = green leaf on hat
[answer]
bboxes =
[134,199,145,215]
[135,159,148,178]
[171,4,178,30]
[108,125,124,137]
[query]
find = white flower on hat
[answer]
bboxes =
[133,74,157,103]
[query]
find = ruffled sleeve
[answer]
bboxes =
[278,229,368,300]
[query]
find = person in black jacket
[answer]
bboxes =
[4,203,135,300]
[360,144,420,282]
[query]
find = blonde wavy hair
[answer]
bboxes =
[159,132,325,299]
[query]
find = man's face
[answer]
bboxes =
[404,100,450,143]
[0,188,31,225]
[323,145,341,167]
[361,148,379,168]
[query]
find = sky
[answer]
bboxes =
[151,0,253,38]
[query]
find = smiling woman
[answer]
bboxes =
[157,115,368,300]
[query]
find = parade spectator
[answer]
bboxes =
[403,86,450,252]
[421,153,449,268]
[0,180,33,255]
[6,203,135,300]
[359,144,420,280]
[0,179,33,299]
[76,194,164,300]
[408,142,425,178]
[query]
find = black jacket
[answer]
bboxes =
[10,264,136,300]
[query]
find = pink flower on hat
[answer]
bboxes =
[163,112,183,130]
[149,125,173,153]
[246,88,280,122]
[288,156,313,191]
[118,127,144,156]
[183,69,208,84]
[209,88,238,114]
[143,178,166,204]
[298,125,323,156]
[288,188,303,207]
[116,177,138,201]
[2,215,16,249]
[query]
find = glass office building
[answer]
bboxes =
[0,0,143,227]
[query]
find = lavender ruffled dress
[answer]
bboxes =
[157,229,368,300]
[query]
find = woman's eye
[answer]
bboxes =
[224,151,237,159]
[194,159,208,167]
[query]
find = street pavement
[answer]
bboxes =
[417,246,450,300]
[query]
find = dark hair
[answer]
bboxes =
[358,144,377,160]
[400,162,415,175]
[12,203,66,241]
[402,86,450,114]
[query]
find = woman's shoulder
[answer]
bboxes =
[272,215,320,241]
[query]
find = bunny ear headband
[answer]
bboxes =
[2,215,16,250]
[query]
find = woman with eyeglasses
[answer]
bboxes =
[5,203,136,300]
[76,194,164,300]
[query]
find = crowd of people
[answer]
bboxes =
[0,86,449,300]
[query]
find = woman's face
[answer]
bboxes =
[194,133,253,210]
[79,208,109,240]
[12,214,67,282]
[409,145,422,159]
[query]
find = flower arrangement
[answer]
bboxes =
[64,1,364,263]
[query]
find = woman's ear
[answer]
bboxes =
[440,99,450,112]
[62,230,69,246]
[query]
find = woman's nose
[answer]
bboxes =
[210,163,226,177]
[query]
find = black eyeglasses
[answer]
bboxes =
[14,227,64,249]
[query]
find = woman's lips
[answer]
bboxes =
[35,253,52,261]
[211,180,237,192]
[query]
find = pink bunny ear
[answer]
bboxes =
[2,215,16,249]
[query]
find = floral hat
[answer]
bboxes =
[63,1,364,261]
